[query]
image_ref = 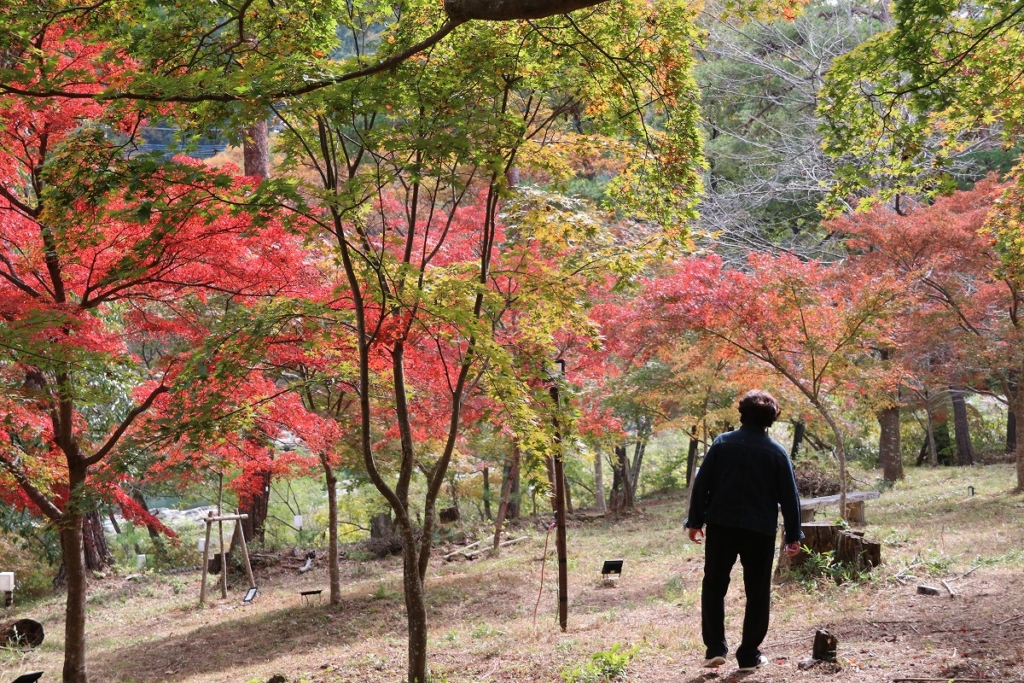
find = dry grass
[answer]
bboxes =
[3,463,1024,683]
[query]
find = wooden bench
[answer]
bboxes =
[800,491,880,524]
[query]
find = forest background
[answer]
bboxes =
[2,0,1024,681]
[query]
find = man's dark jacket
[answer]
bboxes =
[685,424,803,544]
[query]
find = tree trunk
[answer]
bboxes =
[1012,392,1024,491]
[593,449,606,513]
[61,511,89,683]
[609,445,634,514]
[493,445,520,548]
[877,403,903,482]
[240,469,271,544]
[628,440,645,500]
[545,454,557,512]
[816,404,848,522]
[1008,406,1017,455]
[790,420,805,459]
[949,388,975,466]
[82,510,110,571]
[323,459,341,606]
[925,398,939,467]
[563,469,573,514]
[482,467,491,520]
[400,531,429,683]
[686,426,699,486]
[507,445,521,520]
[243,120,270,178]
[131,490,165,556]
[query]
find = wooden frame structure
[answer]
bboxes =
[198,511,256,605]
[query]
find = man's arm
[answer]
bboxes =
[684,446,716,534]
[777,451,804,545]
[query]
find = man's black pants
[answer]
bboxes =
[701,523,776,667]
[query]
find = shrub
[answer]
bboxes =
[561,644,640,683]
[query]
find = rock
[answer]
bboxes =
[798,658,819,671]
[917,584,941,596]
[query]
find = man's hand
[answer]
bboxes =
[784,541,802,557]
[687,527,704,544]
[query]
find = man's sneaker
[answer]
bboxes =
[737,655,768,672]
[702,656,726,668]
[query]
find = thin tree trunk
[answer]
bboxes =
[508,449,520,520]
[564,471,573,514]
[877,403,903,481]
[593,449,606,513]
[132,490,165,556]
[949,388,975,466]
[686,426,700,486]
[1008,407,1017,454]
[925,398,939,467]
[818,407,848,522]
[1012,392,1024,491]
[545,454,557,511]
[482,467,491,520]
[610,445,634,514]
[493,444,520,548]
[628,440,645,500]
[790,420,805,459]
[322,458,341,606]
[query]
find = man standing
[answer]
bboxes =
[684,390,803,671]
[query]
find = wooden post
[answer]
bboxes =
[218,473,227,599]
[236,512,256,588]
[199,517,213,605]
[812,629,838,661]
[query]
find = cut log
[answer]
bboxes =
[812,629,837,661]
[845,500,866,525]
[862,539,882,568]
[777,524,881,576]
[1,618,44,648]
[836,530,864,568]
[776,522,841,575]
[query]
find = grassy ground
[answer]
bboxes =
[3,464,1024,683]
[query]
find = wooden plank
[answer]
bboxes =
[801,491,880,509]
[444,540,481,560]
[203,514,249,522]
[464,536,528,559]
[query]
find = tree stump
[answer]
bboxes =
[812,629,837,661]
[775,522,840,575]
[1,618,45,648]
[837,530,882,571]
[844,500,866,525]
[207,552,226,575]
[777,524,882,576]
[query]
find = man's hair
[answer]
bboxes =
[738,390,780,428]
